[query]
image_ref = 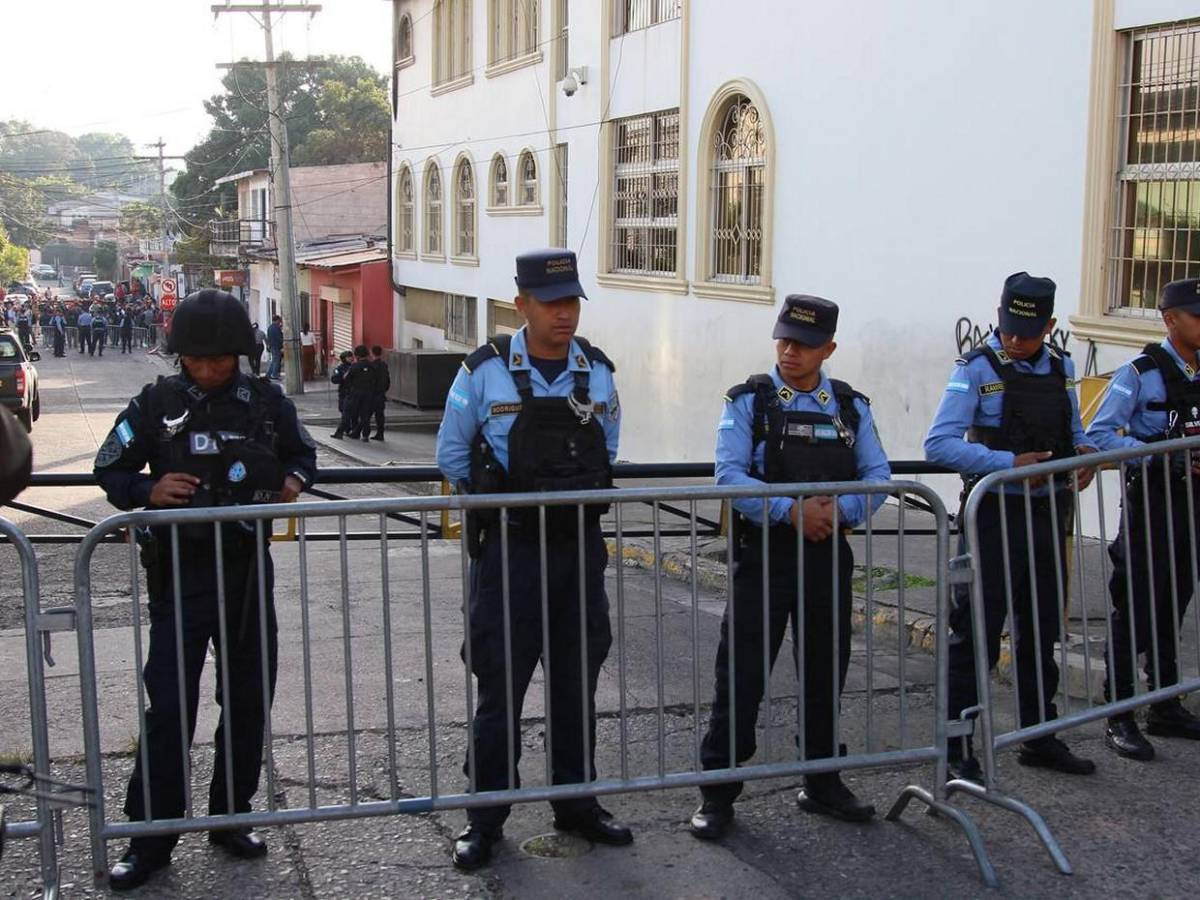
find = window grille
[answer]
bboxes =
[613,0,680,36]
[519,151,539,205]
[434,0,472,85]
[455,159,476,257]
[425,164,443,255]
[1110,21,1200,312]
[397,13,413,63]
[611,108,679,275]
[446,294,477,343]
[709,96,766,284]
[489,0,538,65]
[397,166,414,252]
[491,155,509,206]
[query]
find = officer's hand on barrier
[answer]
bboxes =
[797,496,835,542]
[148,473,200,507]
[1013,450,1053,488]
[278,475,304,504]
[1073,445,1098,491]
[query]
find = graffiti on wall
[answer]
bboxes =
[955,316,1071,355]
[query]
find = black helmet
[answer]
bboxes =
[166,289,255,357]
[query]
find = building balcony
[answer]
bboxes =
[208,218,273,258]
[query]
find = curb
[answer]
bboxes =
[608,540,1109,702]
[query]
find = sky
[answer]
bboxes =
[2,0,392,159]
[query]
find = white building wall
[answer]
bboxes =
[390,0,1200,480]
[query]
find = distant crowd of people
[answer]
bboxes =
[2,285,166,359]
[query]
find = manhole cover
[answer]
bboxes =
[520,832,592,859]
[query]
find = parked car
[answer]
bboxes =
[32,264,56,279]
[88,281,114,299]
[74,273,97,295]
[6,282,37,298]
[0,328,40,432]
[77,279,95,299]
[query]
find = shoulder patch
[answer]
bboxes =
[95,431,124,468]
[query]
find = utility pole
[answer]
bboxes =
[133,142,186,291]
[213,2,321,396]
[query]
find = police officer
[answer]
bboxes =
[1087,277,1200,760]
[926,272,1097,783]
[330,345,375,441]
[689,295,891,841]
[94,289,318,891]
[368,344,390,441]
[436,248,630,869]
[331,349,353,416]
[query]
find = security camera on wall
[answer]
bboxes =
[561,66,588,98]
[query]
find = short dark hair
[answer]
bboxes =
[354,344,369,358]
[272,314,282,322]
[371,345,383,356]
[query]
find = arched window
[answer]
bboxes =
[396,13,414,65]
[490,153,509,207]
[710,96,766,283]
[396,164,415,253]
[424,162,443,256]
[518,150,538,206]
[454,156,477,259]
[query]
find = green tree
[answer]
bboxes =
[291,77,390,165]
[170,55,388,235]
[0,175,57,247]
[119,200,162,239]
[93,240,118,280]
[0,223,29,284]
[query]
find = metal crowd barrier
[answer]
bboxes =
[0,517,60,898]
[69,481,995,887]
[956,435,1200,876]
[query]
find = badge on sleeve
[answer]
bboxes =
[95,431,124,468]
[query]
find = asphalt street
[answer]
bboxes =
[3,312,1200,898]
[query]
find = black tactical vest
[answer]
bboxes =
[146,374,286,512]
[963,341,1076,461]
[726,374,863,553]
[728,374,863,486]
[466,335,614,529]
[1134,342,1200,441]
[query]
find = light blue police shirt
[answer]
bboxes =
[1087,338,1200,450]
[715,367,891,527]
[436,326,620,483]
[924,332,1090,476]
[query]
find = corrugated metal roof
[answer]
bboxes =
[296,247,388,269]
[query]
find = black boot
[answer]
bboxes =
[109,845,172,892]
[688,800,734,840]
[1105,714,1155,761]
[451,825,500,870]
[797,773,875,822]
[1017,735,1096,775]
[1146,697,1200,740]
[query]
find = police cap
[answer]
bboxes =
[166,289,255,357]
[1159,278,1200,314]
[998,272,1055,338]
[772,295,838,346]
[514,247,588,302]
